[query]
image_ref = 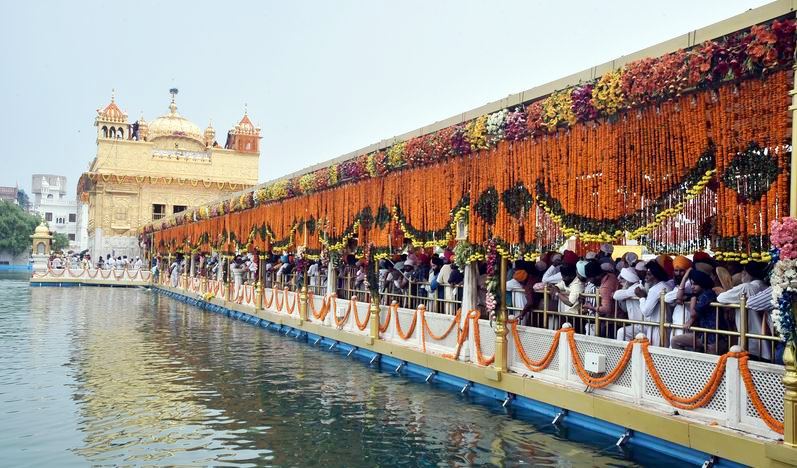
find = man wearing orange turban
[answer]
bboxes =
[673,255,692,272]
[667,255,694,343]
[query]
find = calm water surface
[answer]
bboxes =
[0,272,670,466]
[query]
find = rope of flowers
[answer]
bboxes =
[310,293,336,321]
[641,341,731,410]
[509,320,562,372]
[262,286,275,309]
[738,354,784,434]
[244,285,253,305]
[333,298,355,328]
[114,270,124,281]
[87,268,99,279]
[568,330,634,389]
[284,288,297,314]
[48,266,66,277]
[379,303,396,333]
[274,288,284,311]
[393,303,419,340]
[234,285,245,304]
[422,307,462,341]
[470,311,495,366]
[66,266,83,278]
[442,311,474,360]
[99,269,112,280]
[352,297,371,331]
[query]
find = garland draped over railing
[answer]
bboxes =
[148,18,794,259]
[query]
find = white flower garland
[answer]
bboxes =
[770,258,797,343]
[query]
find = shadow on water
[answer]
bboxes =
[0,283,677,467]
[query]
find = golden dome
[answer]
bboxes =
[147,99,203,144]
[33,222,51,237]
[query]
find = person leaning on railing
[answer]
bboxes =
[665,255,694,343]
[633,256,673,346]
[547,263,584,330]
[613,267,643,341]
[717,261,770,360]
[581,259,620,338]
[671,269,720,353]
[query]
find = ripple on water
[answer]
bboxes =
[0,279,675,466]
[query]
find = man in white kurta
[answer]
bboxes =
[614,268,643,341]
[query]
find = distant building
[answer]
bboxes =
[77,91,260,260]
[32,176,82,252]
[31,175,67,208]
[0,185,18,205]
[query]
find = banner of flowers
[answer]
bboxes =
[146,17,795,260]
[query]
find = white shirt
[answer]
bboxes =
[556,277,584,315]
[638,281,673,322]
[718,280,769,359]
[613,282,643,321]
[506,278,527,311]
[664,280,693,334]
[542,265,562,285]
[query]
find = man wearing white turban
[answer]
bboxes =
[613,268,643,341]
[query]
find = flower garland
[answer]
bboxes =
[770,217,797,345]
[141,18,796,237]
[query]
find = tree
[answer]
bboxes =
[52,232,69,252]
[16,189,30,211]
[0,200,40,256]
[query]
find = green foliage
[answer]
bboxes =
[16,190,30,211]
[0,201,40,256]
[52,232,69,252]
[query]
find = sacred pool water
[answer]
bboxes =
[0,272,672,466]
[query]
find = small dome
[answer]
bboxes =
[147,99,203,145]
[33,222,51,236]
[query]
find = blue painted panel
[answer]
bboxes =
[563,411,626,439]
[433,371,469,391]
[512,395,559,419]
[470,383,507,402]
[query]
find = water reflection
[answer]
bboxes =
[0,282,669,466]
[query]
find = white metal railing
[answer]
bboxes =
[167,279,785,441]
[32,267,152,282]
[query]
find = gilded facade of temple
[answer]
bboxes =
[77,92,260,259]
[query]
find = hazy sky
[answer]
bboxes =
[0,0,771,197]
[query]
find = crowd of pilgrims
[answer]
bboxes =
[163,242,779,363]
[47,253,145,270]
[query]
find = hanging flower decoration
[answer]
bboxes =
[591,69,625,116]
[770,217,797,345]
[721,142,781,202]
[475,187,500,225]
[502,182,534,219]
[143,17,795,263]
[571,84,598,121]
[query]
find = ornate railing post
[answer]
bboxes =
[494,255,508,374]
